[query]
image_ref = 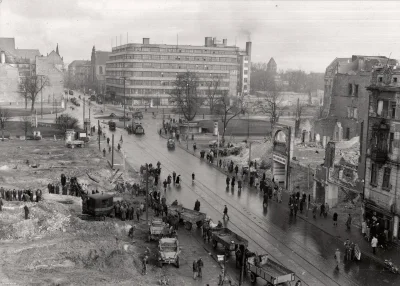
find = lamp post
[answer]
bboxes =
[186,82,189,149]
[120,77,127,128]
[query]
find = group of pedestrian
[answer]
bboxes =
[361,216,388,249]
[343,238,361,261]
[0,187,42,203]
[110,200,142,222]
[288,191,309,218]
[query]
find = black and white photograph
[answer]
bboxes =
[1,0,400,285]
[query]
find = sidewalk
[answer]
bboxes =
[160,132,400,267]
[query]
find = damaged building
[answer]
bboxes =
[314,138,361,207]
[364,65,400,240]
[315,55,398,182]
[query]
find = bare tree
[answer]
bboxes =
[205,75,223,113]
[20,116,31,138]
[0,108,11,141]
[19,75,50,112]
[169,71,203,121]
[255,83,284,127]
[214,92,245,144]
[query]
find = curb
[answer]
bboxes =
[159,132,390,267]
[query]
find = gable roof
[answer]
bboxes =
[14,49,41,60]
[69,60,91,68]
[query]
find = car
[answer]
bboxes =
[133,111,143,120]
[109,113,117,118]
[119,116,130,121]
[157,237,181,268]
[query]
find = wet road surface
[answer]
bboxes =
[67,96,400,286]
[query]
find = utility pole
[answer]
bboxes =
[83,97,85,132]
[98,120,100,151]
[239,245,246,286]
[120,77,127,128]
[111,134,114,168]
[40,76,43,118]
[89,101,91,136]
[247,111,249,140]
[146,163,149,225]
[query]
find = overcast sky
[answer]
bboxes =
[1,0,400,72]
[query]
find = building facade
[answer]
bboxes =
[106,37,251,106]
[68,60,91,91]
[315,55,398,181]
[36,45,65,104]
[0,38,40,102]
[364,65,400,240]
[90,46,110,95]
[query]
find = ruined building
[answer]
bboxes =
[364,65,400,240]
[315,55,398,181]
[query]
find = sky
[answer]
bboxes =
[1,0,400,73]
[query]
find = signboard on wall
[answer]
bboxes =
[273,154,286,165]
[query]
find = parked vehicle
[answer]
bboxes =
[209,140,223,148]
[133,111,143,120]
[90,95,96,101]
[108,121,116,131]
[168,204,206,230]
[157,237,180,268]
[148,218,170,242]
[210,228,248,258]
[130,122,144,135]
[109,113,117,118]
[69,90,74,95]
[246,254,295,285]
[119,115,130,121]
[82,193,114,221]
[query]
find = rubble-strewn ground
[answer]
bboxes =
[0,140,215,285]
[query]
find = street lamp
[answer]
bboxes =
[120,77,127,128]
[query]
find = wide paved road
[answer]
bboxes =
[67,95,399,286]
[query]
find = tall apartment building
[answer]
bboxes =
[106,37,251,106]
[364,65,400,240]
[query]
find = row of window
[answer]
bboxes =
[106,78,230,87]
[107,86,225,96]
[106,62,238,71]
[370,164,392,190]
[113,46,241,56]
[347,107,358,119]
[110,54,238,63]
[105,71,229,79]
[378,76,398,83]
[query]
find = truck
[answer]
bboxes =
[210,228,248,258]
[148,218,170,242]
[246,254,295,285]
[130,122,145,135]
[65,129,85,148]
[132,111,143,120]
[168,204,206,230]
[108,121,116,131]
[157,237,180,268]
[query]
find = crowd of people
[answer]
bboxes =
[0,187,43,203]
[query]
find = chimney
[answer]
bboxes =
[0,51,5,64]
[246,42,252,57]
[223,39,227,46]
[213,37,216,45]
[143,38,150,45]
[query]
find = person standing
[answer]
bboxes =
[136,206,141,221]
[346,214,352,230]
[223,205,229,220]
[172,171,176,184]
[371,236,378,254]
[294,202,298,218]
[197,258,204,278]
[324,202,329,218]
[334,249,341,270]
[361,220,367,237]
[142,255,148,275]
[333,212,338,226]
[0,197,3,212]
[192,260,198,280]
[238,180,242,192]
[194,199,201,212]
[277,188,282,203]
[24,205,29,220]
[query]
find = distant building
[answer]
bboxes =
[106,37,251,107]
[0,37,40,102]
[68,60,91,91]
[36,44,65,104]
[90,46,110,95]
[267,57,277,74]
[315,55,398,182]
[363,65,400,240]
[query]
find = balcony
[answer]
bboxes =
[370,149,388,164]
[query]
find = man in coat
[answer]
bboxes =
[194,199,201,212]
[24,205,29,219]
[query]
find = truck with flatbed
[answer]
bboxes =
[246,254,295,285]
[168,204,206,230]
[210,227,248,258]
